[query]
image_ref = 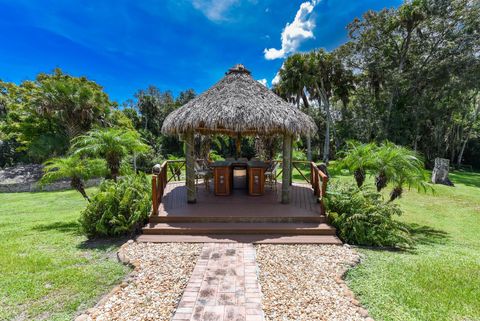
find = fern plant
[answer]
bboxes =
[79,173,151,237]
[325,182,413,248]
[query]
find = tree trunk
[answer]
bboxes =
[457,97,479,167]
[71,176,90,202]
[107,155,120,181]
[306,135,312,161]
[298,91,312,161]
[65,121,84,142]
[133,152,137,173]
[323,108,330,163]
[314,82,331,163]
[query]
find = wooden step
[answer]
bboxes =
[136,234,342,244]
[142,222,336,235]
[149,215,326,224]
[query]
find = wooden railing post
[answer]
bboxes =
[310,162,314,188]
[152,175,158,216]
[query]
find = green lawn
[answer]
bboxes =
[0,188,129,321]
[345,171,480,321]
[1,170,479,321]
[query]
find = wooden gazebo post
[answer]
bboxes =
[281,134,292,204]
[185,130,196,203]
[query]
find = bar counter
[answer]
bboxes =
[210,160,268,196]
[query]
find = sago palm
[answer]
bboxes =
[384,145,430,202]
[72,128,150,180]
[40,155,107,201]
[337,141,377,187]
[372,141,401,192]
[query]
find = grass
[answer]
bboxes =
[343,170,480,321]
[1,166,478,321]
[0,188,130,321]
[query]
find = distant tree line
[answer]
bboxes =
[274,0,480,168]
[1,0,479,170]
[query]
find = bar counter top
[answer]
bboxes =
[209,160,268,168]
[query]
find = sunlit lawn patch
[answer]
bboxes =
[0,188,129,321]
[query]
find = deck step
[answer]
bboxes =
[149,215,326,224]
[142,222,336,235]
[136,234,342,244]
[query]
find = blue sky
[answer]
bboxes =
[0,0,401,103]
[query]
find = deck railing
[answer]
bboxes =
[151,161,168,216]
[310,162,329,214]
[151,159,329,215]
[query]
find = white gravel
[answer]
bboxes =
[256,244,370,321]
[82,242,202,321]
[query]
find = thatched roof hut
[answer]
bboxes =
[162,64,316,136]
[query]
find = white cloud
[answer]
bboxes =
[264,0,319,60]
[271,72,281,86]
[257,78,268,86]
[191,0,239,22]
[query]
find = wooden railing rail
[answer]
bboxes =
[151,161,168,216]
[310,161,328,214]
[274,160,311,184]
[151,159,329,215]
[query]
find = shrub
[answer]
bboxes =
[80,173,151,237]
[325,182,413,248]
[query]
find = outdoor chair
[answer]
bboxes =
[265,161,279,190]
[194,161,212,192]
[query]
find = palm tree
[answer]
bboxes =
[72,128,150,180]
[306,49,353,163]
[373,141,400,192]
[40,155,107,201]
[278,53,313,160]
[381,145,430,202]
[337,141,377,187]
[33,69,112,141]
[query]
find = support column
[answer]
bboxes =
[235,133,241,160]
[281,134,292,204]
[289,137,293,186]
[185,130,196,203]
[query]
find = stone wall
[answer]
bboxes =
[0,164,102,193]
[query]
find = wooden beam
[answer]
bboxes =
[235,133,241,159]
[281,134,292,204]
[293,162,310,184]
[185,131,196,203]
[289,137,293,186]
[151,175,158,216]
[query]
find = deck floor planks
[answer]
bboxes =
[156,182,321,218]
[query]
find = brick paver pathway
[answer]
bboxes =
[172,243,265,321]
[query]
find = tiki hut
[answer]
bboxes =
[161,64,316,204]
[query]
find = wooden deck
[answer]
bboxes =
[138,181,341,244]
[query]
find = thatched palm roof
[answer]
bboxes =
[162,64,316,136]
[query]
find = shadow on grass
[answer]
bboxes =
[450,171,480,188]
[78,237,130,252]
[407,223,449,246]
[350,224,449,254]
[33,221,81,234]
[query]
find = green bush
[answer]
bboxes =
[325,182,413,248]
[80,173,151,237]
